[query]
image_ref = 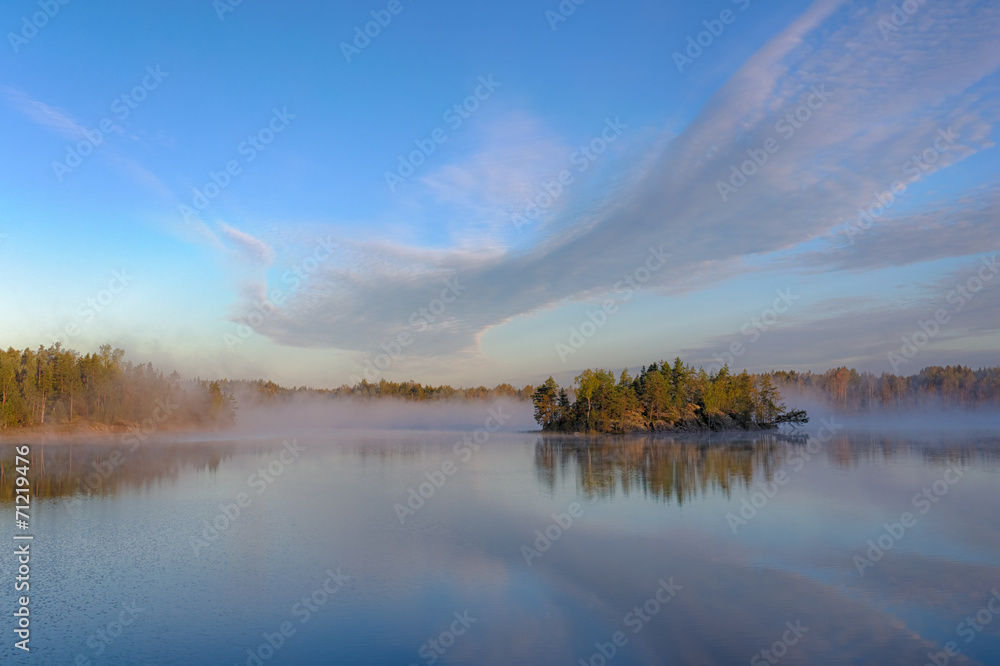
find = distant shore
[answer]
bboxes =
[0,419,217,444]
[533,426,806,438]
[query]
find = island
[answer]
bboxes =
[531,359,808,433]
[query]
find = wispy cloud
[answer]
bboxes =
[2,85,88,140]
[416,113,590,248]
[229,0,1000,371]
[3,85,175,197]
[790,184,1000,273]
[218,222,275,266]
[682,251,1000,372]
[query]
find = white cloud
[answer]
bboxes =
[218,222,275,266]
[1,85,89,140]
[227,0,1000,377]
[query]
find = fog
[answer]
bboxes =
[828,409,1000,433]
[776,389,1000,435]
[226,389,997,443]
[227,395,537,439]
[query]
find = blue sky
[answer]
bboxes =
[0,0,997,388]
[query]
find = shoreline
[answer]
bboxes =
[532,428,807,440]
[0,422,798,444]
[0,420,226,444]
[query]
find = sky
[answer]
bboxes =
[0,0,998,389]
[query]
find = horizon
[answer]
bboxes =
[5,339,998,394]
[2,0,998,390]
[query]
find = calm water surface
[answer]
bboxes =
[2,425,999,665]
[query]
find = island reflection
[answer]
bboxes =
[534,432,999,503]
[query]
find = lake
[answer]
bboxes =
[2,415,999,665]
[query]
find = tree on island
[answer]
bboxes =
[3,342,996,437]
[532,358,810,433]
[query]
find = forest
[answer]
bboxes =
[531,360,808,433]
[532,360,1000,433]
[0,344,533,430]
[222,377,535,406]
[0,344,236,430]
[771,365,1000,410]
[2,343,997,434]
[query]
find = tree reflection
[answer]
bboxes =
[0,441,263,502]
[535,433,1000,503]
[535,434,803,503]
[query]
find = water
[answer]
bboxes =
[2,426,999,665]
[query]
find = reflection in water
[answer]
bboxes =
[0,440,275,502]
[0,431,995,664]
[0,433,448,504]
[5,431,997,507]
[534,433,802,503]
[535,432,1000,503]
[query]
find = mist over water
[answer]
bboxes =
[227,396,536,437]
[829,408,1000,433]
[766,387,1000,435]
[6,0,1000,663]
[2,425,998,665]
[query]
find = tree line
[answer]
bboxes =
[0,344,235,429]
[4,343,995,435]
[0,343,534,430]
[532,359,808,433]
[219,377,536,406]
[771,365,1000,410]
[533,359,1000,433]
